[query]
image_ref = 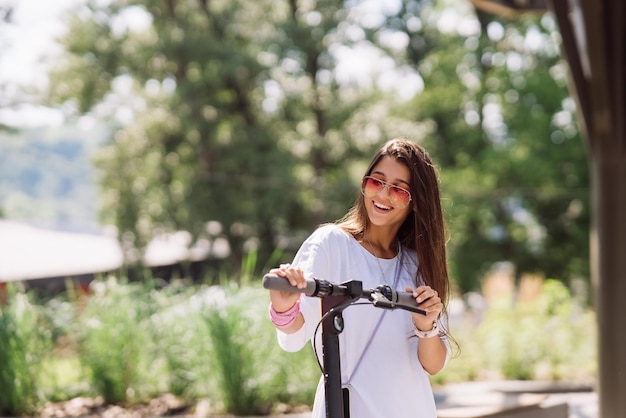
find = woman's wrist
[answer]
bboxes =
[413,319,440,339]
[269,296,302,328]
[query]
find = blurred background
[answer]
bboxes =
[0,0,595,417]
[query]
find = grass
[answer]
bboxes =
[0,287,52,416]
[75,277,157,404]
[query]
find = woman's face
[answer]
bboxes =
[363,156,413,230]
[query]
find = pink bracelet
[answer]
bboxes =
[269,296,301,327]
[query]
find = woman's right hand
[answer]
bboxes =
[268,263,306,312]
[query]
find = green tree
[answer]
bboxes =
[388,3,589,292]
[46,0,590,293]
[49,0,298,270]
[46,0,427,274]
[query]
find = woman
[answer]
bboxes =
[267,138,453,418]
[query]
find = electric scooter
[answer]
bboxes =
[263,274,428,418]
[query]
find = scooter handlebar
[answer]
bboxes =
[262,274,427,315]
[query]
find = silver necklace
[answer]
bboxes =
[365,235,397,285]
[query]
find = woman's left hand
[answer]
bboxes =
[405,285,443,331]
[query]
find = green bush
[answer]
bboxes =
[148,282,319,414]
[8,274,595,415]
[150,284,211,398]
[0,286,52,416]
[199,284,318,415]
[433,279,597,384]
[75,277,158,404]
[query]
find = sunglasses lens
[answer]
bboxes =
[362,177,384,197]
[389,186,411,205]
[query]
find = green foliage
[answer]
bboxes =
[149,285,210,398]
[0,286,52,416]
[433,280,596,384]
[46,0,414,274]
[203,302,262,414]
[49,0,303,266]
[75,277,157,404]
[395,5,590,292]
[38,0,591,293]
[70,277,318,415]
[198,284,318,415]
[0,276,598,415]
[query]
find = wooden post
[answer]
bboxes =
[592,147,626,418]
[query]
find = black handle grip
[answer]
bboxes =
[262,274,317,296]
[391,288,421,307]
[374,285,427,315]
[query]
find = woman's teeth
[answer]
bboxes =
[374,201,391,210]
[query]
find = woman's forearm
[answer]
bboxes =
[417,335,447,375]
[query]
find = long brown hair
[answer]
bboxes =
[337,138,450,306]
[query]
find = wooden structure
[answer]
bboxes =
[471,1,626,417]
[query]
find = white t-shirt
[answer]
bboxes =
[276,224,447,418]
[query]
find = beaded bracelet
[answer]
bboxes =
[413,320,440,339]
[269,296,301,328]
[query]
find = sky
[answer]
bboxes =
[0,0,84,127]
[1,0,84,84]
